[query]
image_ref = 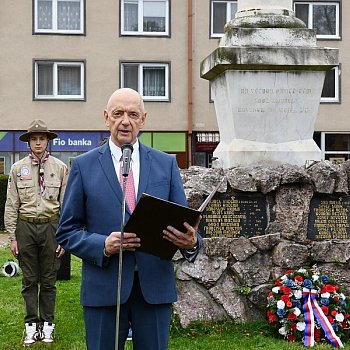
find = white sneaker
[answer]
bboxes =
[127,328,132,341]
[23,322,39,346]
[41,322,55,343]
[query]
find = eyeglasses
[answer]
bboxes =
[109,109,141,120]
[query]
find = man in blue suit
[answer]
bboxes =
[56,88,202,350]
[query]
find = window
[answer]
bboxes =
[319,132,350,163]
[34,0,84,34]
[34,60,85,100]
[321,66,339,103]
[294,1,340,39]
[121,62,170,101]
[196,132,220,143]
[211,0,237,38]
[121,0,169,36]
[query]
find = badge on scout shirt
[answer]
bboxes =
[21,166,30,177]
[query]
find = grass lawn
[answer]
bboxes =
[0,245,344,350]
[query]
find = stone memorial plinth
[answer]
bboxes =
[200,0,338,168]
[173,162,350,328]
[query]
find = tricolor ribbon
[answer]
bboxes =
[302,287,344,348]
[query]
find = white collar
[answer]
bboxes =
[108,138,139,162]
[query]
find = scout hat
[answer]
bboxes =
[19,119,57,142]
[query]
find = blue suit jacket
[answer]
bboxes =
[56,142,201,307]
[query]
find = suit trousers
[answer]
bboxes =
[16,219,60,323]
[84,272,172,350]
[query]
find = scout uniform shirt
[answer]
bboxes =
[4,154,69,240]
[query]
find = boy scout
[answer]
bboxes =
[4,119,69,346]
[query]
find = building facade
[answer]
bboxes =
[0,0,347,173]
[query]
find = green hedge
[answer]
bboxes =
[0,175,8,230]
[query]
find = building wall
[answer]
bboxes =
[316,0,348,131]
[0,0,348,170]
[0,0,191,132]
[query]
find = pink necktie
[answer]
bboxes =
[119,167,136,213]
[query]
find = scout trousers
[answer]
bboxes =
[15,219,60,323]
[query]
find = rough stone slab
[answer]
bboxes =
[277,164,312,184]
[229,236,258,262]
[203,237,236,258]
[250,233,281,251]
[180,254,227,288]
[174,280,227,327]
[311,240,350,263]
[248,283,273,310]
[209,274,252,321]
[267,184,313,242]
[272,241,309,267]
[231,253,272,287]
[306,161,338,194]
[226,167,258,192]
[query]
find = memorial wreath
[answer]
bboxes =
[266,266,350,348]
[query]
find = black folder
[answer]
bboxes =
[124,177,225,259]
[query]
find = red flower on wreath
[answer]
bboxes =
[281,295,290,303]
[295,275,304,283]
[322,306,329,315]
[287,313,297,321]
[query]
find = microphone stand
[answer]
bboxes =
[115,173,128,350]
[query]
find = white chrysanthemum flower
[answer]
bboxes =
[321,292,330,299]
[340,293,346,300]
[336,313,345,322]
[272,287,280,293]
[298,268,307,273]
[297,322,306,331]
[312,274,319,282]
[294,289,302,299]
[280,275,288,282]
[277,300,285,309]
[279,326,287,336]
[293,307,301,316]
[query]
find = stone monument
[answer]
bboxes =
[172,0,345,330]
[201,0,338,168]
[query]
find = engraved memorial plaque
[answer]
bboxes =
[199,192,268,238]
[307,195,350,240]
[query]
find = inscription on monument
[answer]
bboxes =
[308,196,350,240]
[199,192,267,238]
[238,88,313,115]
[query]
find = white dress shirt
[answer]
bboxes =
[109,137,140,196]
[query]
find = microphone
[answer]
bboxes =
[121,143,133,177]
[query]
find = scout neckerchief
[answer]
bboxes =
[29,151,50,196]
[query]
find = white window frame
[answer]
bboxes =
[34,0,84,34]
[293,1,340,39]
[121,62,170,101]
[320,132,350,162]
[34,60,85,100]
[210,0,237,38]
[320,66,340,103]
[121,0,169,36]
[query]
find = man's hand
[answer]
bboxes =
[162,216,201,250]
[104,232,141,256]
[10,240,18,258]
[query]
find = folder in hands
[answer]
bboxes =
[124,177,225,259]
